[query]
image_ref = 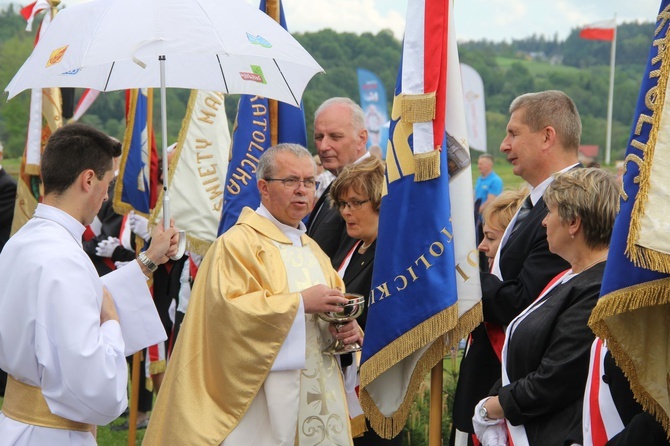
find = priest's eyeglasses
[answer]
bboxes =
[335,199,370,211]
[265,177,320,190]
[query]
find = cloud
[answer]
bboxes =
[283,0,405,38]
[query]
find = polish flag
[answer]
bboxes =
[580,19,616,41]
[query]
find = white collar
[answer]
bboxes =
[33,203,86,247]
[256,204,306,247]
[528,163,578,206]
[354,151,372,165]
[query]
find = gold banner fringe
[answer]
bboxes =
[149,359,166,376]
[360,305,458,388]
[350,414,367,438]
[360,339,446,439]
[589,278,670,439]
[414,151,440,182]
[186,235,212,257]
[24,164,40,176]
[444,302,483,352]
[400,93,435,123]
[588,277,670,324]
[359,302,483,438]
[626,24,670,274]
[626,244,670,274]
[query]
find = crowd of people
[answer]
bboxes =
[0,91,666,446]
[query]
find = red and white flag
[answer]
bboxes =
[71,89,100,122]
[580,19,616,41]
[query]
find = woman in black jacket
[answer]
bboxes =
[473,168,620,446]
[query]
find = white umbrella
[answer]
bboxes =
[5,0,323,239]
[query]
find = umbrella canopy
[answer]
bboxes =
[5,0,324,107]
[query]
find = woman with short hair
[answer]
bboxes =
[473,168,620,446]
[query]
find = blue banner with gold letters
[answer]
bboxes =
[217,0,307,235]
[589,0,670,434]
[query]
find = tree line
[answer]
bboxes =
[0,4,657,162]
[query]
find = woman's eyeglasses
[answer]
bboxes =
[335,199,370,211]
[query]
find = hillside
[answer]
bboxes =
[0,4,656,163]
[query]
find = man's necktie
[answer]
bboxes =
[511,195,533,234]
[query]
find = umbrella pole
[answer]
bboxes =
[159,55,170,230]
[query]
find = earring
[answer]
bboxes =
[570,234,574,239]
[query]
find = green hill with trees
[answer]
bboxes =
[0,4,657,164]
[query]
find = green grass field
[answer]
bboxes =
[3,158,20,179]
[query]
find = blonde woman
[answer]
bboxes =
[479,188,529,271]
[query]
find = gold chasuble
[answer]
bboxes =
[144,208,352,445]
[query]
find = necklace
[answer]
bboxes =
[360,241,373,251]
[573,253,607,274]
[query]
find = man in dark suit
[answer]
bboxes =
[0,143,17,254]
[307,97,369,266]
[451,90,580,446]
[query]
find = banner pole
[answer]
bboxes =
[429,360,443,446]
[127,351,141,446]
[267,0,280,144]
[605,15,617,165]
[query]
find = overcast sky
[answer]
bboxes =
[0,0,662,41]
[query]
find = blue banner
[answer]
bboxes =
[217,0,307,235]
[114,89,155,217]
[357,68,389,155]
[361,61,458,365]
[589,0,670,433]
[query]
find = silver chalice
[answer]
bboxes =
[318,293,365,355]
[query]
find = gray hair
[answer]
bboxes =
[256,143,316,182]
[314,97,366,132]
[510,90,581,153]
[544,167,620,250]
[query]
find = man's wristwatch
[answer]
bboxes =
[479,397,491,421]
[138,252,158,273]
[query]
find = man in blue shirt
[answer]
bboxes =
[474,154,503,273]
[474,154,503,217]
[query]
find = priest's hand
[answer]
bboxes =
[329,320,364,347]
[301,285,348,314]
[100,286,119,325]
[143,219,180,266]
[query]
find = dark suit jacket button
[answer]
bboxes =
[602,374,610,384]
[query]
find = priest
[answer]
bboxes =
[144,143,363,445]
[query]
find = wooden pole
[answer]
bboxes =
[127,351,141,445]
[429,360,443,446]
[267,0,280,144]
[128,233,147,446]
[605,15,617,165]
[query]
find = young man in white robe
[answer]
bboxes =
[144,143,364,445]
[0,123,180,446]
